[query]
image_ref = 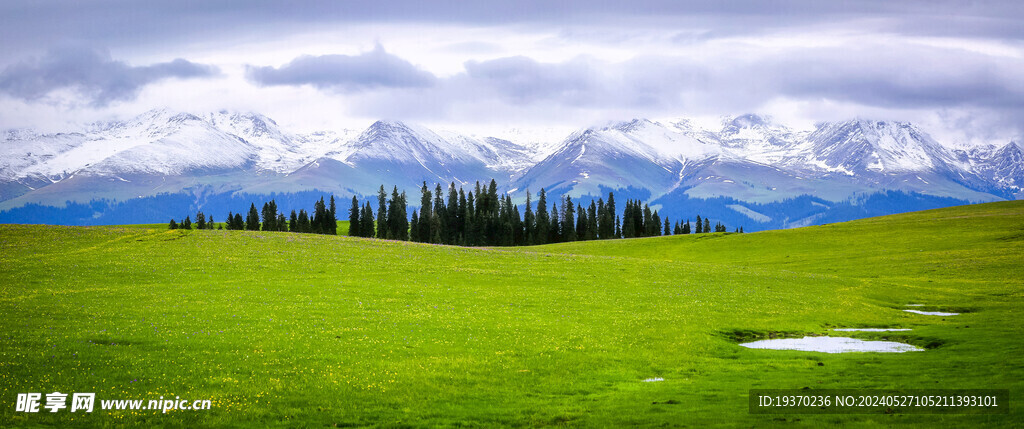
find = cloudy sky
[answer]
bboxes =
[1,1,1022,144]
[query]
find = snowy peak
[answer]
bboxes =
[978,141,1024,190]
[805,119,952,174]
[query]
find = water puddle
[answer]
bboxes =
[904,310,959,316]
[642,377,664,382]
[832,328,911,332]
[739,336,922,353]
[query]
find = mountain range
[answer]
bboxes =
[1,109,1020,230]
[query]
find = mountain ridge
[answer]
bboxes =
[1,109,1020,227]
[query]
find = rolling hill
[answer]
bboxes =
[0,201,1021,426]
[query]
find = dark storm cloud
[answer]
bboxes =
[0,46,219,106]
[2,1,1022,54]
[245,45,436,92]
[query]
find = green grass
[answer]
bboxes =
[0,202,1021,427]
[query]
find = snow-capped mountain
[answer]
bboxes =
[954,141,1024,197]
[0,109,1020,227]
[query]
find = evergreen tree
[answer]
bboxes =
[664,217,671,236]
[207,215,214,229]
[196,211,206,229]
[683,220,691,234]
[534,188,549,245]
[446,183,459,244]
[605,192,617,239]
[312,197,327,234]
[233,213,244,230]
[433,183,446,244]
[168,219,178,229]
[695,215,703,233]
[650,209,661,236]
[523,190,535,245]
[549,203,560,243]
[262,201,278,231]
[465,190,477,245]
[575,203,587,241]
[277,213,287,231]
[562,196,576,242]
[182,216,192,230]
[622,200,636,238]
[409,210,419,242]
[376,186,387,239]
[328,195,338,235]
[511,201,523,245]
[387,186,408,240]
[643,204,653,237]
[417,182,432,243]
[348,196,360,237]
[457,188,467,244]
[704,217,711,234]
[246,204,260,231]
[290,210,299,233]
[298,209,310,233]
[361,203,375,238]
[587,201,598,241]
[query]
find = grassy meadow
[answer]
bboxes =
[0,201,1021,427]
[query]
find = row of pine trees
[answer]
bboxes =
[222,197,338,234]
[169,180,740,244]
[347,180,737,246]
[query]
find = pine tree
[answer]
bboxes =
[562,195,576,242]
[409,210,419,242]
[587,201,598,240]
[704,217,711,234]
[246,204,260,231]
[523,190,535,245]
[234,213,244,231]
[361,203,375,238]
[433,183,446,244]
[290,210,299,233]
[446,183,458,244]
[207,215,214,229]
[376,186,387,239]
[328,195,338,235]
[349,196,360,237]
[168,219,178,230]
[575,203,587,241]
[182,216,192,230]
[664,217,671,236]
[534,188,549,245]
[683,219,691,234]
[262,201,277,231]
[465,190,477,245]
[695,215,703,234]
[417,182,432,243]
[297,209,310,233]
[277,213,287,231]
[196,211,206,229]
[549,203,560,243]
[387,186,408,240]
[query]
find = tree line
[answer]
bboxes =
[168,180,741,244]
[348,180,738,246]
